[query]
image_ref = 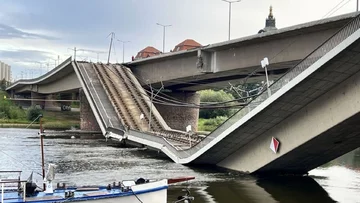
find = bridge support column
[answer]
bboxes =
[43,94,58,111]
[79,89,100,131]
[30,92,45,109]
[155,91,199,131]
[9,90,14,98]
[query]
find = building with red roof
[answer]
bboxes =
[172,39,202,52]
[135,46,162,60]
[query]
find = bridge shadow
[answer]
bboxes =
[168,174,335,203]
[256,176,336,203]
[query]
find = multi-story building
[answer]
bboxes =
[0,61,11,82]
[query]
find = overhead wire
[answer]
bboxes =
[105,64,196,105]
[0,149,43,177]
[325,0,353,18]
[99,63,253,108]
[118,64,264,108]
[322,0,349,18]
[118,64,268,109]
[119,65,268,107]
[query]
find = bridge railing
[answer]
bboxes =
[7,57,72,88]
[73,62,114,133]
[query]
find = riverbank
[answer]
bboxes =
[0,110,80,130]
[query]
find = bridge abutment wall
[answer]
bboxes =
[154,91,200,132]
[79,89,100,131]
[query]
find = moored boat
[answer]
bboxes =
[0,170,195,203]
[0,115,195,203]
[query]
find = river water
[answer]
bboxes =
[0,128,359,203]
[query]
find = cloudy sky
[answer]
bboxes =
[0,0,358,81]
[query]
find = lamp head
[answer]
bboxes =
[261,57,269,68]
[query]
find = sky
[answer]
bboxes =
[0,0,358,81]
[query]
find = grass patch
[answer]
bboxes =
[0,118,30,124]
[198,116,228,132]
[1,90,80,130]
[41,111,80,130]
[0,109,80,130]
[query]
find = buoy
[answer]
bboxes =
[71,136,75,139]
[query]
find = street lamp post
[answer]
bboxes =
[107,32,115,64]
[78,49,107,63]
[117,40,130,63]
[156,23,172,53]
[261,57,271,97]
[33,61,45,75]
[67,47,77,61]
[222,0,241,40]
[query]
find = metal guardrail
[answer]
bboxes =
[82,63,114,128]
[1,180,27,203]
[129,14,360,160]
[74,62,108,131]
[0,171,26,203]
[76,62,118,129]
[75,62,126,138]
[6,57,72,89]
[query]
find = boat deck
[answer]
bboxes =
[1,184,167,203]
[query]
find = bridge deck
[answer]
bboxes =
[74,62,202,147]
[75,62,124,132]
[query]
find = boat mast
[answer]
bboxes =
[39,114,45,190]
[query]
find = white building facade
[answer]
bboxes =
[0,61,11,82]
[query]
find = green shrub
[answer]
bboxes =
[8,106,19,119]
[0,103,10,119]
[27,107,42,121]
[0,91,26,120]
[0,91,11,119]
[199,89,236,119]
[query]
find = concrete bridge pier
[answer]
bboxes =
[154,91,200,132]
[30,92,46,109]
[59,93,73,110]
[43,94,57,111]
[79,88,100,131]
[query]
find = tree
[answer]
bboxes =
[0,79,7,91]
[199,89,236,119]
[27,106,42,121]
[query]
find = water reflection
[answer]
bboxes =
[168,176,337,203]
[309,148,360,203]
[257,176,335,203]
[0,128,359,203]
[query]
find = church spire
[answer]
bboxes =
[269,5,274,19]
[266,5,276,28]
[258,6,277,33]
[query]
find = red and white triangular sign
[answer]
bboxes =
[270,137,280,153]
